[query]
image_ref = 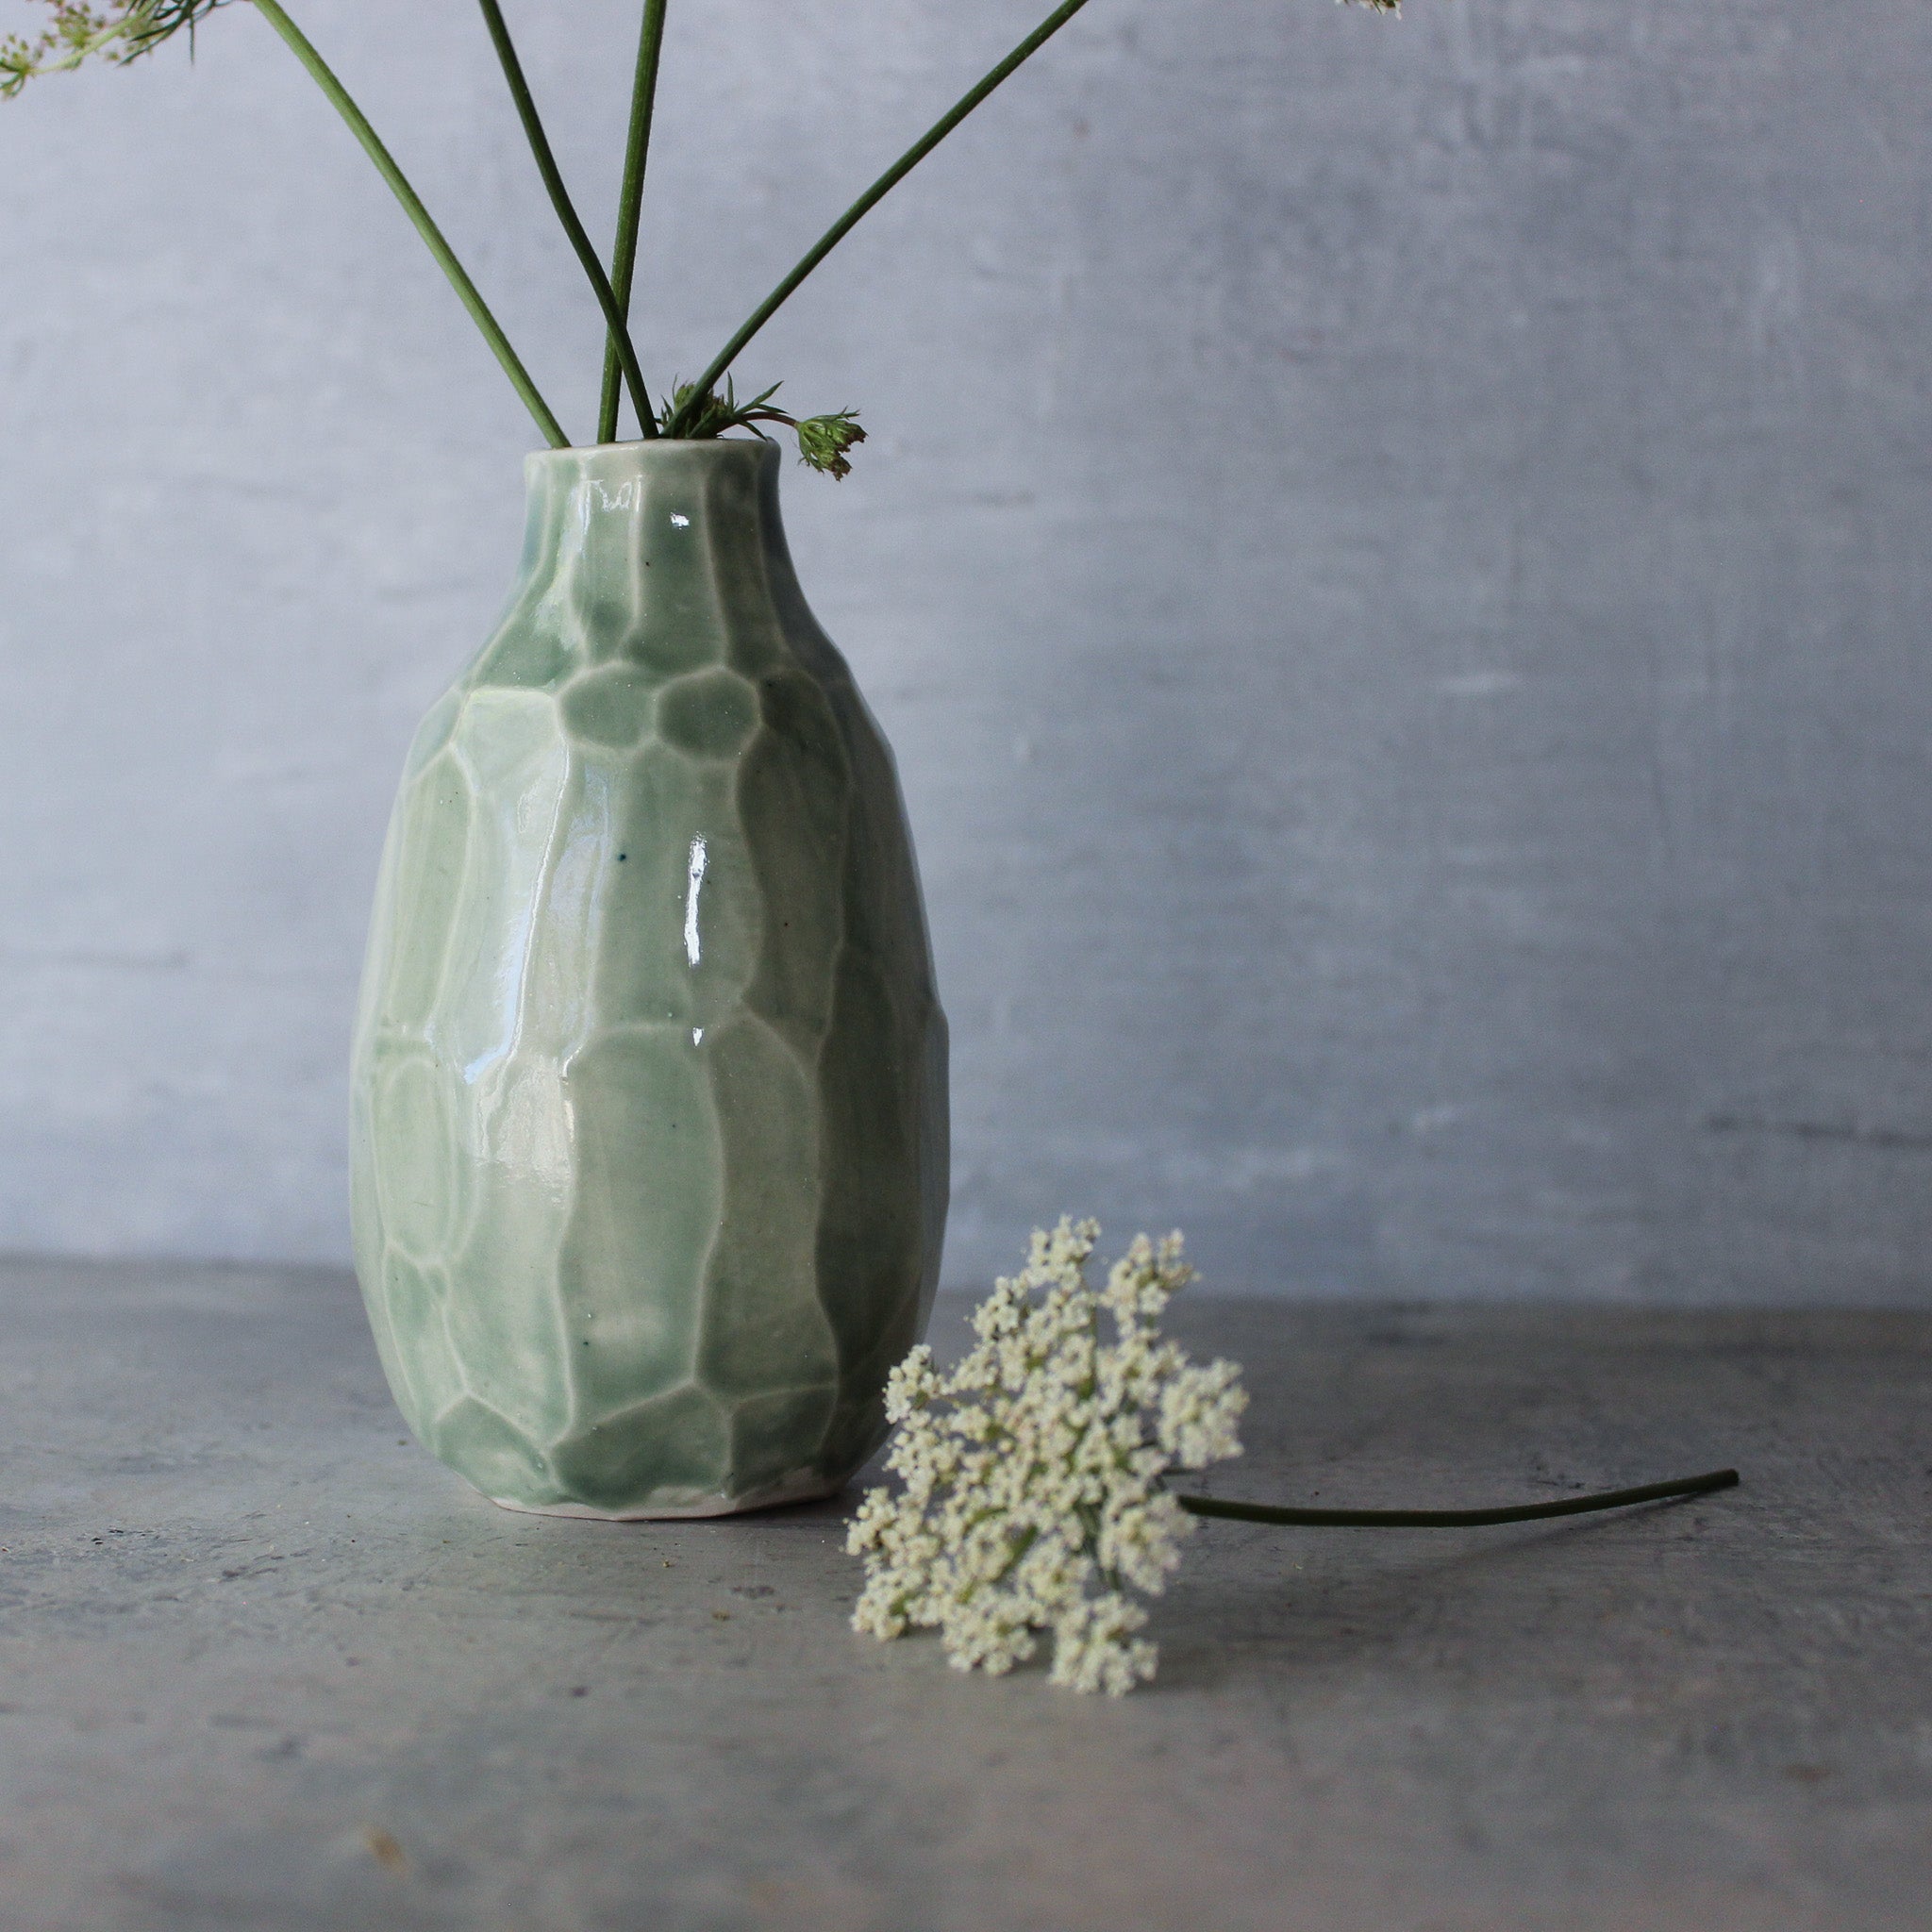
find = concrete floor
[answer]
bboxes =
[0,1256,1926,1932]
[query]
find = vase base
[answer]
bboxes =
[487,1470,844,1523]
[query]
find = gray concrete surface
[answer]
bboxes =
[1,1254,1927,1930]
[3,2,1932,1301]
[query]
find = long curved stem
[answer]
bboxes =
[1175,1467,1740,1529]
[249,0,567,448]
[667,0,1096,437]
[598,0,669,444]
[475,0,652,438]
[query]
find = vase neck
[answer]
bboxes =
[510,439,807,661]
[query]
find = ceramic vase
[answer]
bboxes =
[348,439,949,1518]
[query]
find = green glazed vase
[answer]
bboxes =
[349,439,949,1518]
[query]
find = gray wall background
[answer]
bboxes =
[1,0,1928,1302]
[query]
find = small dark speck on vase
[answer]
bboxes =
[618,854,627,861]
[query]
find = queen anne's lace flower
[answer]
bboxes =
[1,3,225,97]
[848,1219,1246,1695]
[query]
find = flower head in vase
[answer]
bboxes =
[1,1,225,94]
[849,1218,1246,1697]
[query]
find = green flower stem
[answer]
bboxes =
[248,0,567,449]
[598,0,669,445]
[1175,1467,1739,1529]
[475,0,652,439]
[667,0,1096,438]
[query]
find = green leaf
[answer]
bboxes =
[657,381,867,482]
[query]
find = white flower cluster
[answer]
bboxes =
[847,1219,1246,1696]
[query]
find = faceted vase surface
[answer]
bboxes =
[349,439,949,1518]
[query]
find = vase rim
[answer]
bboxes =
[525,436,777,471]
